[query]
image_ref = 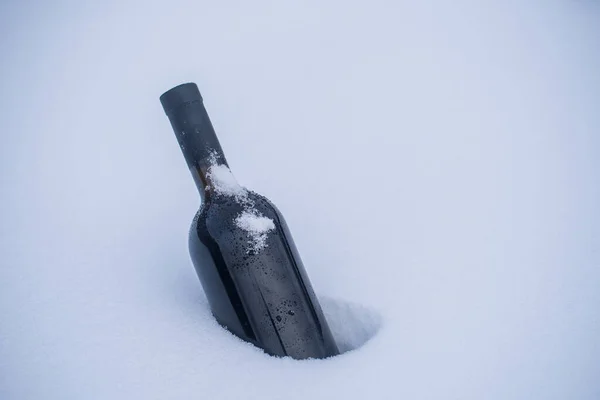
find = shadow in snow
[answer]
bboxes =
[319,296,382,354]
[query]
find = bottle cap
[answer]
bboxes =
[160,82,203,116]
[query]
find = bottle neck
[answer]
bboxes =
[165,98,229,199]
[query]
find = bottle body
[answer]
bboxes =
[160,82,338,359]
[190,191,338,359]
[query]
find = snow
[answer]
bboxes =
[207,163,246,199]
[207,156,276,252]
[1,1,600,399]
[235,210,275,253]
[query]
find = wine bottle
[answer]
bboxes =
[160,83,339,359]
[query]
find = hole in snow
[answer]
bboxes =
[173,273,382,359]
[320,296,382,355]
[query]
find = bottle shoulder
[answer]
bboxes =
[189,190,290,253]
[200,191,280,216]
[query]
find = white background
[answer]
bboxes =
[1,1,599,399]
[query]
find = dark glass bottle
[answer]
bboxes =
[160,83,339,359]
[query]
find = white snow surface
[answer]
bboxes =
[1,1,600,399]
